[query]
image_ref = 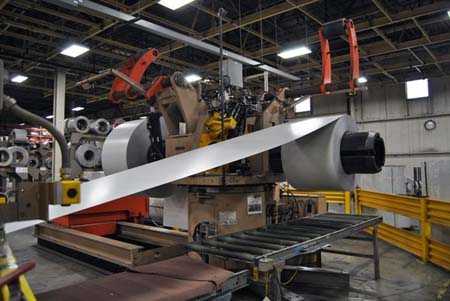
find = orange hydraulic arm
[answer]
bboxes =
[109,48,171,103]
[319,18,359,94]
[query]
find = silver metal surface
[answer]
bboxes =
[49,115,343,219]
[75,144,100,168]
[282,115,357,190]
[44,0,300,81]
[89,118,111,135]
[101,119,174,197]
[110,69,146,94]
[9,129,28,144]
[65,116,89,134]
[101,119,150,175]
[8,146,30,167]
[0,147,13,167]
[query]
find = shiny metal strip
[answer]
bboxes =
[5,115,342,233]
[49,115,342,219]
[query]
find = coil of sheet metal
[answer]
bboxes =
[65,116,90,134]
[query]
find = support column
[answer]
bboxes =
[372,225,380,280]
[344,191,351,214]
[420,198,431,263]
[52,69,66,181]
[263,71,269,92]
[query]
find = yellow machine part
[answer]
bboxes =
[0,246,36,301]
[200,111,237,147]
[0,196,6,204]
[199,112,237,173]
[61,180,81,206]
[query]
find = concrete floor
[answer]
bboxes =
[6,227,450,300]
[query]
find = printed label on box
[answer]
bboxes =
[219,210,237,225]
[247,194,263,215]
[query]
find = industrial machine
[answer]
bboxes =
[0,16,387,301]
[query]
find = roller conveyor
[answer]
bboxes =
[187,213,382,269]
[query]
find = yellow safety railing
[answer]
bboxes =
[355,188,450,270]
[285,188,352,214]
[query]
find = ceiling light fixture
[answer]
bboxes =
[358,77,368,84]
[278,46,311,59]
[185,74,202,83]
[11,75,28,83]
[72,106,85,112]
[447,10,450,19]
[45,115,54,119]
[60,44,90,58]
[158,0,195,10]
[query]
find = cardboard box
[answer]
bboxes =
[165,134,194,157]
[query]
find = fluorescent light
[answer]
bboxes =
[11,75,28,83]
[60,44,89,58]
[278,46,311,59]
[45,115,53,119]
[140,116,147,119]
[447,10,450,19]
[19,123,25,126]
[72,106,85,112]
[158,0,194,10]
[358,77,368,84]
[294,97,311,113]
[185,74,202,83]
[406,78,429,99]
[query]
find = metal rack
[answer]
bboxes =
[188,213,382,273]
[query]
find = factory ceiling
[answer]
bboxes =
[0,0,449,127]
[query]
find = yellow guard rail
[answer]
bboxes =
[355,188,450,270]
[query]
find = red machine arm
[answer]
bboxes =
[109,48,160,103]
[319,18,359,94]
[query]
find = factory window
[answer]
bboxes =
[406,79,429,99]
[294,97,311,113]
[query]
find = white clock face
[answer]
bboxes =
[424,120,436,131]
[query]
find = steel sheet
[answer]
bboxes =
[6,114,343,232]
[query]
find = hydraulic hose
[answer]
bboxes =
[2,95,71,177]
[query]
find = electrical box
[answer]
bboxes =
[222,59,243,88]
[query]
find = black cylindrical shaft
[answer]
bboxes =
[322,18,346,39]
[340,131,385,174]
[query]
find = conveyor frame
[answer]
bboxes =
[187,213,382,274]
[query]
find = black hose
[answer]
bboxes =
[3,95,70,173]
